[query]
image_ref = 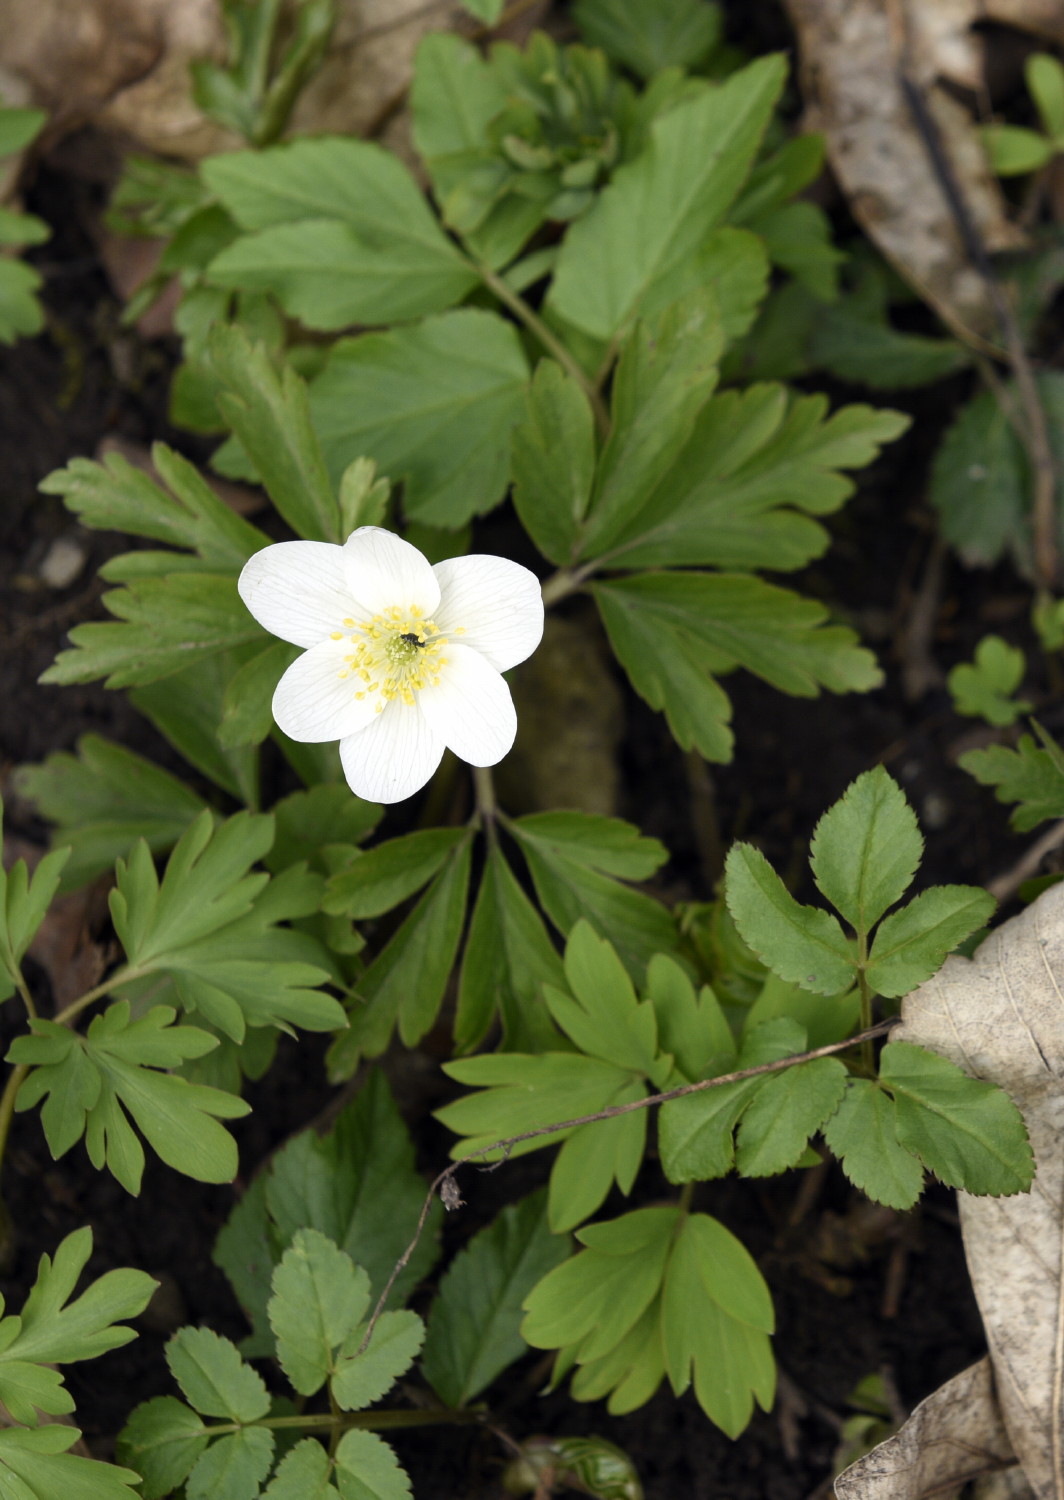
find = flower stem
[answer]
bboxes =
[474,259,611,439]
[472,766,498,846]
[540,561,598,607]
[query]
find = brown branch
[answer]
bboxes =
[356,1019,900,1354]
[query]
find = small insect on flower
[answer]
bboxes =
[237,525,544,803]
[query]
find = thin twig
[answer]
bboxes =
[356,1019,900,1354]
[986,817,1064,904]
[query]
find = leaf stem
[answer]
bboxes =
[52,967,141,1028]
[196,1406,485,1438]
[540,560,599,608]
[0,1064,27,1173]
[473,258,611,439]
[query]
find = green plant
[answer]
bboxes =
[0,102,49,343]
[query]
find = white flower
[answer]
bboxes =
[238,526,544,803]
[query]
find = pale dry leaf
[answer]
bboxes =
[877,880,1064,1499]
[835,1358,1029,1500]
[782,0,1025,342]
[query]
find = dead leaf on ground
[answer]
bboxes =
[782,0,1027,343]
[836,880,1064,1498]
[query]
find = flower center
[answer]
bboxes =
[331,605,464,711]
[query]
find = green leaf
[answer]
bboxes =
[734,1056,848,1175]
[330,832,472,1072]
[455,844,565,1054]
[219,639,300,749]
[307,310,529,527]
[0,1425,145,1499]
[948,635,1031,726]
[546,921,662,1079]
[117,1396,209,1500]
[15,736,208,891]
[38,443,266,565]
[422,1189,570,1408]
[323,829,468,918]
[130,646,260,805]
[590,389,909,570]
[334,1430,411,1500]
[865,886,996,998]
[547,1079,647,1231]
[511,359,597,566]
[11,1003,249,1193]
[166,1325,270,1421]
[742,971,860,1050]
[0,259,45,343]
[269,1229,370,1396]
[982,123,1054,176]
[806,282,969,389]
[646,954,733,1082]
[580,291,723,557]
[262,1439,338,1500]
[267,784,382,874]
[0,804,69,1003]
[0,106,47,156]
[661,1213,774,1437]
[208,324,342,543]
[658,1018,804,1182]
[0,1227,155,1427]
[458,0,504,20]
[809,766,923,932]
[332,1311,425,1410]
[509,811,674,981]
[186,1426,275,1500]
[215,1073,441,1356]
[929,386,1028,572]
[548,55,786,338]
[959,724,1064,832]
[39,572,262,690]
[573,0,721,79]
[204,137,477,326]
[594,572,882,763]
[110,811,342,1044]
[822,1078,924,1210]
[880,1041,1034,1195]
[1028,53,1064,141]
[725,843,856,994]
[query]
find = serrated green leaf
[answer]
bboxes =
[186,1426,275,1500]
[10,1004,248,1192]
[948,635,1031,726]
[658,1018,804,1182]
[262,1439,338,1499]
[422,1189,570,1407]
[549,56,785,338]
[0,808,69,1002]
[455,844,565,1054]
[269,1229,370,1396]
[208,325,342,543]
[645,954,733,1082]
[117,1396,209,1500]
[335,1430,411,1500]
[661,1214,774,1437]
[547,1079,647,1231]
[0,1424,144,1499]
[329,832,472,1075]
[880,1041,1034,1195]
[929,385,1030,574]
[323,829,468,918]
[219,639,300,748]
[509,812,674,981]
[725,843,856,994]
[166,1326,270,1422]
[960,725,1064,832]
[266,785,381,875]
[809,766,923,932]
[204,137,477,326]
[588,389,908,571]
[40,572,262,690]
[38,444,266,565]
[742,970,861,1049]
[865,886,996,998]
[332,1311,424,1410]
[821,1078,924,1211]
[306,310,529,527]
[573,0,721,78]
[511,359,597,566]
[734,1056,848,1175]
[0,259,44,343]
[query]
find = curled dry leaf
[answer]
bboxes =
[782,0,1026,342]
[837,881,1064,1499]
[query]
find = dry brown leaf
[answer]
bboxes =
[835,1358,1028,1500]
[837,880,1064,1497]
[782,0,1026,342]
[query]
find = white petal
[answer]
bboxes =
[342,527,441,619]
[339,701,445,803]
[272,640,382,742]
[238,541,354,648]
[417,642,517,766]
[432,555,544,671]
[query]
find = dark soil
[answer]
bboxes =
[0,124,1040,1500]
